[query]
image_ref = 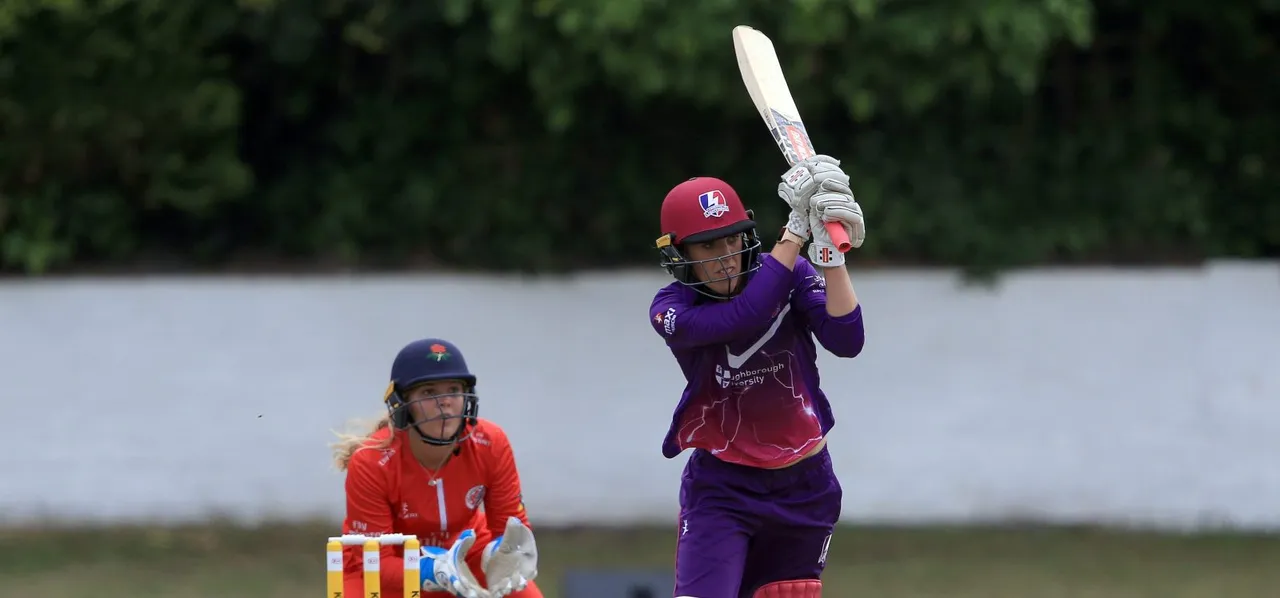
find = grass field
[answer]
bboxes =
[2,521,1279,597]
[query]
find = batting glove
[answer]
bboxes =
[808,186,864,268]
[777,155,850,242]
[811,179,865,253]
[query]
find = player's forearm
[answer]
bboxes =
[767,230,804,271]
[808,305,864,357]
[818,262,858,317]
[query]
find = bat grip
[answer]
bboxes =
[825,221,852,253]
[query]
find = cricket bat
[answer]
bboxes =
[732,25,853,253]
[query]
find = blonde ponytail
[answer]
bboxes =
[330,414,396,472]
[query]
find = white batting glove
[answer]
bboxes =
[813,185,865,249]
[421,530,491,598]
[808,186,864,268]
[777,155,848,241]
[777,163,815,240]
[480,517,539,597]
[805,156,864,249]
[809,174,865,262]
[808,222,844,268]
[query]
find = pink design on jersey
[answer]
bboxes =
[675,348,823,468]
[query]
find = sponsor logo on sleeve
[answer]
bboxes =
[655,307,678,335]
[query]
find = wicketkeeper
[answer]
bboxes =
[332,338,541,598]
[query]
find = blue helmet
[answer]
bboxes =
[384,338,479,445]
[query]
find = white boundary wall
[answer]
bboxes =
[1,261,1277,530]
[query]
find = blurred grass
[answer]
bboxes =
[2,521,1280,597]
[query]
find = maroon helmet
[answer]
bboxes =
[654,177,763,298]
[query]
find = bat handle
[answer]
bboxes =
[825,221,853,253]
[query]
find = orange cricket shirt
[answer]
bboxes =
[340,418,539,597]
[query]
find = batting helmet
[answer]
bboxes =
[655,177,763,297]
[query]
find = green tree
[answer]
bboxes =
[1,0,1275,276]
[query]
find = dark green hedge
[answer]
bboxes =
[1,0,1276,276]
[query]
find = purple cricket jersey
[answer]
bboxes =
[649,254,865,469]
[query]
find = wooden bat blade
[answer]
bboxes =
[732,25,852,253]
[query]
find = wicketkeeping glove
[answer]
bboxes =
[480,517,539,597]
[421,530,491,598]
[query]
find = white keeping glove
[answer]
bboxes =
[808,182,865,268]
[421,530,491,598]
[480,517,539,597]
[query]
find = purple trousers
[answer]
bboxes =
[673,446,843,598]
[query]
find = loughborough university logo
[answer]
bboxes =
[714,364,732,388]
[698,190,730,218]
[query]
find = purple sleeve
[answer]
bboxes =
[791,258,865,358]
[649,255,795,349]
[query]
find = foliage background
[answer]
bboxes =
[1,0,1276,277]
